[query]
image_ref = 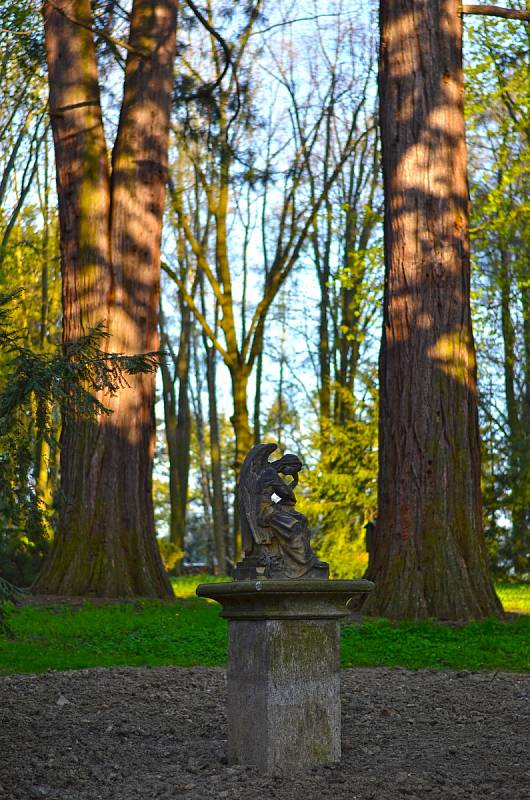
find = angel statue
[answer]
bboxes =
[234,443,329,580]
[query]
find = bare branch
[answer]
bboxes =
[182,0,232,87]
[0,28,33,36]
[243,124,360,369]
[250,13,352,37]
[461,4,530,22]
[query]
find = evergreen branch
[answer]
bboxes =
[0,295,160,435]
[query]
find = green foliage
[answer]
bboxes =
[262,395,301,449]
[299,385,378,578]
[0,1,45,73]
[157,537,184,572]
[0,580,527,674]
[0,578,14,633]
[496,581,530,615]
[153,478,171,536]
[0,208,62,584]
[0,576,22,635]
[465,17,530,577]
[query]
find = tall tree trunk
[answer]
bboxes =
[364,0,501,619]
[34,0,176,597]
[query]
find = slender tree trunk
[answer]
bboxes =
[192,336,215,571]
[499,245,521,560]
[35,139,53,526]
[206,344,227,574]
[159,341,180,550]
[316,201,333,430]
[230,366,252,561]
[253,346,264,444]
[364,0,501,619]
[34,0,176,597]
[337,202,361,425]
[318,256,331,428]
[517,278,530,571]
[501,246,530,576]
[160,308,191,570]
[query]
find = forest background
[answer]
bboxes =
[0,0,528,598]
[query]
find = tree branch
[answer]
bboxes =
[167,179,225,307]
[243,124,361,369]
[461,5,530,22]
[182,0,232,87]
[250,13,351,37]
[161,262,227,361]
[175,205,225,308]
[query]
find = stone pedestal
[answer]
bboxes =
[196,579,373,771]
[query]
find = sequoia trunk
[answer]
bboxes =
[363,0,501,619]
[33,0,176,597]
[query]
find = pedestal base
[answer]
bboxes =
[196,579,373,771]
[228,617,340,769]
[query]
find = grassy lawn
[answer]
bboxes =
[0,578,528,675]
[170,573,230,598]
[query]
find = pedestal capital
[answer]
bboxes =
[196,579,374,620]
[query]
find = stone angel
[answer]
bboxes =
[234,443,329,580]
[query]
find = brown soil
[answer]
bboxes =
[0,666,528,800]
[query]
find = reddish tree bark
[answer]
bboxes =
[33,0,176,597]
[362,0,501,619]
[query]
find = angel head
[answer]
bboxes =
[270,453,303,477]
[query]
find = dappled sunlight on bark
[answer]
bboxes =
[427,330,477,389]
[360,0,501,620]
[34,0,177,598]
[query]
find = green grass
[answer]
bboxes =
[171,573,230,599]
[0,578,528,675]
[0,599,226,673]
[341,616,529,671]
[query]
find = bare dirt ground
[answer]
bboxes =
[0,666,528,800]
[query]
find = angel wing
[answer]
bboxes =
[238,443,277,554]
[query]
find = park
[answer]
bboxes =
[0,1,529,799]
